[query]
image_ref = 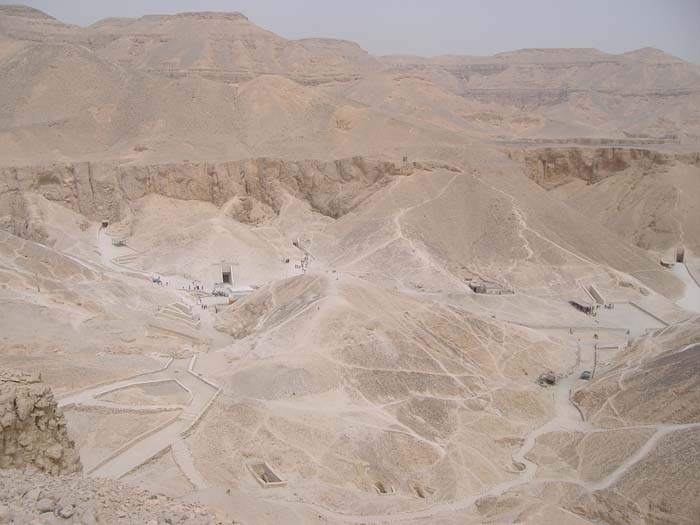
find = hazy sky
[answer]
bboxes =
[5,0,700,63]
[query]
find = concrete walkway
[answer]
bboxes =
[172,439,208,490]
[97,228,236,347]
[59,357,219,482]
[672,262,700,313]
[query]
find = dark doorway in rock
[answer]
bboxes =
[676,247,685,263]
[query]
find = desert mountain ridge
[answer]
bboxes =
[1,4,700,167]
[0,4,699,525]
[0,4,689,62]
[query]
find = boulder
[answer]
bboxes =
[0,370,81,475]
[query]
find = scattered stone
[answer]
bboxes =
[36,498,55,513]
[0,469,223,524]
[0,371,81,475]
[536,371,557,386]
[55,496,76,518]
[0,504,12,523]
[57,505,75,519]
[78,506,99,525]
[25,488,41,502]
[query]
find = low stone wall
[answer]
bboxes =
[57,358,174,402]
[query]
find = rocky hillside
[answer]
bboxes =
[574,319,700,427]
[0,468,221,524]
[382,48,700,142]
[0,157,419,229]
[509,147,675,189]
[510,147,700,252]
[0,370,81,475]
[0,369,227,523]
[203,273,574,513]
[1,5,699,165]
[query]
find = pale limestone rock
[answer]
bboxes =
[0,370,81,475]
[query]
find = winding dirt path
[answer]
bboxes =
[271,336,699,523]
[257,340,598,523]
[339,172,466,290]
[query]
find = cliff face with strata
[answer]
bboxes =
[506,147,700,253]
[0,370,81,475]
[0,156,419,239]
[508,147,679,189]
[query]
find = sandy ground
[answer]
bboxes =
[2,185,698,523]
[1,6,699,524]
[2,178,698,523]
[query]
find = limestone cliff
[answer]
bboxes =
[508,147,676,189]
[507,147,700,252]
[0,370,81,475]
[0,157,420,234]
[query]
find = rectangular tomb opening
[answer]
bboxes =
[414,485,435,498]
[676,247,685,263]
[248,462,286,488]
[374,481,395,495]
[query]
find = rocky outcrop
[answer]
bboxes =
[224,196,275,225]
[0,468,223,524]
[0,191,50,243]
[0,157,418,228]
[508,147,674,189]
[0,370,81,475]
[505,147,700,253]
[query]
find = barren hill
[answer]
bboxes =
[2,4,700,165]
[0,5,699,525]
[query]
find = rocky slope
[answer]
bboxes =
[382,48,700,142]
[1,5,700,166]
[458,319,700,525]
[85,11,377,85]
[0,5,698,525]
[0,468,222,524]
[0,369,227,523]
[0,6,376,85]
[203,273,574,513]
[0,157,417,230]
[509,147,676,189]
[510,147,700,252]
[0,370,81,475]
[573,319,700,427]
[0,155,684,300]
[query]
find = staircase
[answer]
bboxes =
[157,303,201,329]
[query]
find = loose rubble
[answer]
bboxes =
[1,371,230,524]
[0,370,81,475]
[0,468,226,524]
